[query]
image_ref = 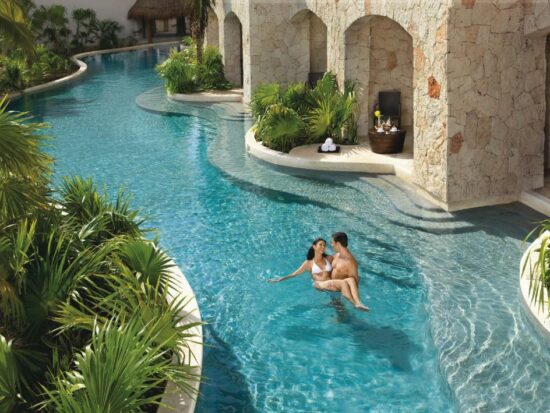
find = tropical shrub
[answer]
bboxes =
[250,72,359,152]
[0,102,201,412]
[523,223,550,318]
[31,4,71,56]
[156,39,232,94]
[70,8,98,52]
[97,19,122,49]
[256,104,305,153]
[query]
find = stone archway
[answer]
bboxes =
[289,9,327,86]
[224,12,243,87]
[345,16,413,146]
[206,9,219,48]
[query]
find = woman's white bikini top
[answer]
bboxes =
[312,258,332,274]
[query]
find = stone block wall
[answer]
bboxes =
[223,12,243,87]
[345,17,371,136]
[309,13,328,73]
[206,9,219,48]
[446,0,546,207]
[368,16,414,136]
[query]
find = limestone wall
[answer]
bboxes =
[446,0,546,207]
[368,17,413,134]
[206,9,219,48]
[309,13,327,73]
[524,0,550,37]
[223,13,243,86]
[212,1,250,96]
[208,0,451,204]
[345,18,371,136]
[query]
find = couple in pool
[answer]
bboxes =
[269,232,369,311]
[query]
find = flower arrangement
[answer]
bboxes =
[374,110,382,126]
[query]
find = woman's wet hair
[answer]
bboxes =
[307,238,327,260]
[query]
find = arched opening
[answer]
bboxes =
[224,12,243,87]
[206,9,219,48]
[290,10,327,86]
[545,35,550,182]
[345,16,413,149]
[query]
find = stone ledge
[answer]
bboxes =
[8,40,181,100]
[169,88,243,103]
[519,232,550,340]
[159,258,203,413]
[245,127,414,178]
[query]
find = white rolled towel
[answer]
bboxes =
[321,143,329,151]
[325,138,334,145]
[328,144,336,151]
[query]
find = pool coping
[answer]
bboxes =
[519,231,550,340]
[169,88,243,103]
[7,41,181,100]
[245,127,414,177]
[159,258,203,413]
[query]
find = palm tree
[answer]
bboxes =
[0,96,51,224]
[189,0,214,64]
[0,0,35,59]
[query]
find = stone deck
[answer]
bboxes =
[245,129,414,181]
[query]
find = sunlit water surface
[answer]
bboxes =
[11,48,550,413]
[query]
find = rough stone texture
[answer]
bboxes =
[524,0,550,37]
[205,9,219,48]
[309,13,327,73]
[447,0,545,204]
[223,12,243,87]
[208,0,549,209]
[428,76,441,99]
[368,17,413,135]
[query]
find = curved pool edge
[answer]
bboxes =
[7,41,181,101]
[245,127,447,211]
[169,89,243,103]
[520,232,550,340]
[159,258,203,413]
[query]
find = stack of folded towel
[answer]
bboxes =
[321,138,337,152]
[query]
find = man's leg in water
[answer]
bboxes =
[344,278,368,310]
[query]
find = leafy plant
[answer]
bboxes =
[0,104,201,413]
[157,43,231,94]
[250,73,358,151]
[41,316,198,413]
[197,45,232,90]
[0,96,51,223]
[523,224,550,317]
[70,8,98,52]
[257,103,305,153]
[31,5,71,56]
[97,19,121,50]
[249,83,282,121]
[307,73,358,144]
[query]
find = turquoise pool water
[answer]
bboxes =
[11,48,550,413]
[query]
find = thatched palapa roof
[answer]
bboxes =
[128,0,191,20]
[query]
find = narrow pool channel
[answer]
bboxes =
[11,47,550,413]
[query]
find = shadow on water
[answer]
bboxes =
[198,325,256,413]
[283,298,420,371]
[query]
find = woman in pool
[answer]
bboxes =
[268,238,369,311]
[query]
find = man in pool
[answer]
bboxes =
[315,232,369,311]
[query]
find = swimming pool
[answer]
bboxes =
[12,47,550,413]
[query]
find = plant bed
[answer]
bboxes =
[368,130,406,154]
